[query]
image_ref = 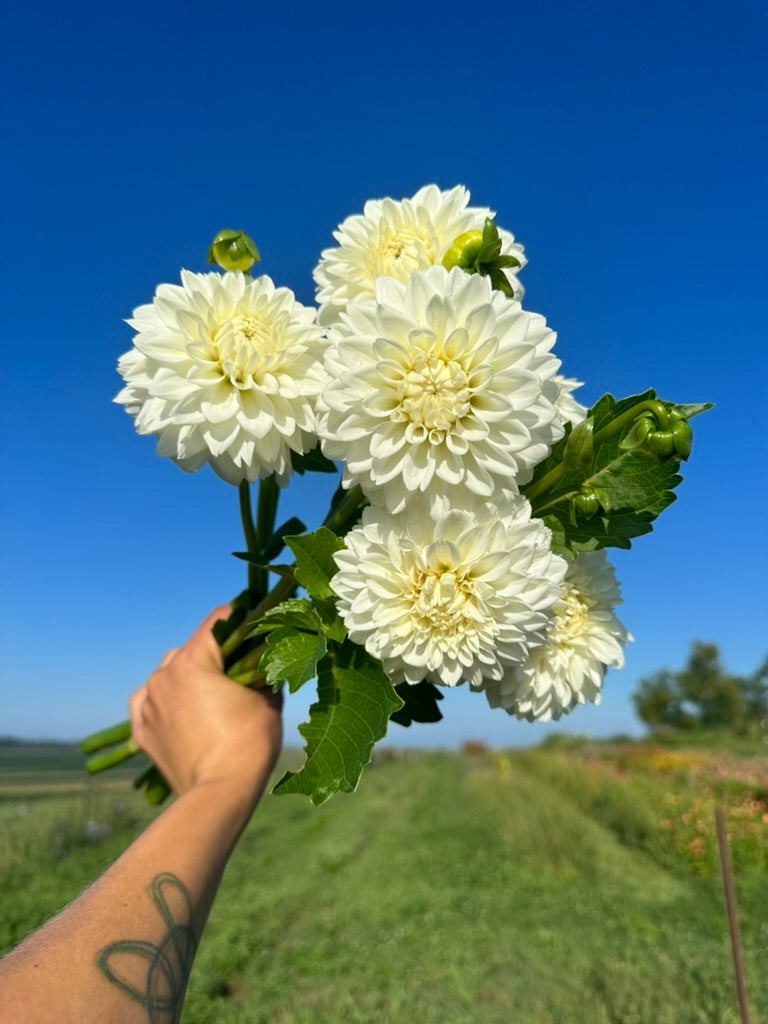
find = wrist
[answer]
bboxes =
[190,773,269,825]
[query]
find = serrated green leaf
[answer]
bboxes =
[273,642,403,804]
[252,598,323,635]
[542,515,571,558]
[260,626,327,693]
[319,608,347,643]
[390,681,444,726]
[526,391,697,555]
[285,527,345,603]
[588,449,681,513]
[290,444,338,475]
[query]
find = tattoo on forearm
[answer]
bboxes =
[96,873,197,1023]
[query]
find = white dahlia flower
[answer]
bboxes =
[115,271,326,485]
[331,497,567,689]
[313,184,526,325]
[554,375,587,426]
[482,551,632,722]
[318,265,565,513]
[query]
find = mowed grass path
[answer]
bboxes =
[2,751,767,1023]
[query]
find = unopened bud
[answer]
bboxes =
[442,218,521,299]
[672,419,693,460]
[569,486,602,525]
[442,230,484,271]
[563,418,595,472]
[207,229,260,273]
[645,430,676,458]
[573,489,601,519]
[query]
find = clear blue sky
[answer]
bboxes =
[1,0,766,746]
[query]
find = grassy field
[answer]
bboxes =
[1,740,767,1023]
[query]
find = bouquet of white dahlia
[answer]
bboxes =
[82,186,710,804]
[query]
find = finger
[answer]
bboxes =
[183,604,233,667]
[128,685,148,729]
[159,647,180,668]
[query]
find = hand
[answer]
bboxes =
[129,607,283,805]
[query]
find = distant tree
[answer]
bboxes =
[677,642,744,729]
[740,654,768,735]
[632,669,696,730]
[632,643,767,734]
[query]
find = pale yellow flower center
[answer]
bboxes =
[371,227,433,281]
[549,586,590,644]
[212,314,282,387]
[392,354,471,442]
[407,563,476,642]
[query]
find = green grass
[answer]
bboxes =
[2,747,767,1023]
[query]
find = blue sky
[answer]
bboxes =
[1,0,766,748]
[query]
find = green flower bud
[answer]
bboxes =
[442,230,484,270]
[573,489,601,519]
[207,229,260,273]
[646,400,670,430]
[569,486,602,525]
[563,417,595,472]
[442,218,521,298]
[672,419,693,460]
[645,430,676,458]
[620,413,654,452]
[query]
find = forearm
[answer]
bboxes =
[0,780,257,1024]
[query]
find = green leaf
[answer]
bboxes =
[673,402,714,420]
[273,642,403,804]
[495,254,522,269]
[526,391,694,554]
[252,598,323,635]
[589,449,681,514]
[290,444,338,475]
[285,527,345,603]
[390,681,444,726]
[231,550,268,566]
[260,626,327,693]
[319,607,347,643]
[262,563,297,581]
[263,517,306,560]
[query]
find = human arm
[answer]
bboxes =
[0,606,282,1024]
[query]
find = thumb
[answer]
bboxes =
[182,604,233,669]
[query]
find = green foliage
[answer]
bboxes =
[273,641,404,804]
[7,751,768,1022]
[390,681,444,726]
[260,628,327,693]
[285,527,344,604]
[633,642,767,734]
[524,391,711,555]
[441,218,521,297]
[289,443,338,476]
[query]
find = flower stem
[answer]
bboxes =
[81,720,132,754]
[85,737,140,774]
[322,483,366,535]
[238,480,259,592]
[220,574,297,661]
[255,475,280,596]
[227,641,268,685]
[222,483,363,673]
